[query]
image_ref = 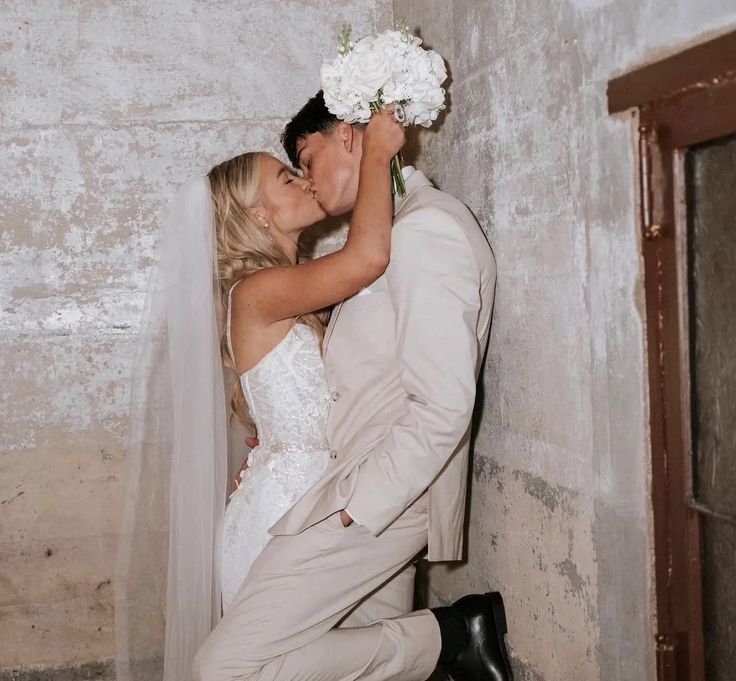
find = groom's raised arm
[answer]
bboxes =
[344,206,484,536]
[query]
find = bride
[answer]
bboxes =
[115,106,405,681]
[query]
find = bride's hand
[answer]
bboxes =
[362,105,406,163]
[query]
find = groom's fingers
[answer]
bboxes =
[232,437,258,491]
[374,103,397,118]
[232,460,249,492]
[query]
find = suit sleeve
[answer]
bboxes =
[344,207,482,535]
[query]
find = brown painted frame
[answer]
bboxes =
[608,30,736,681]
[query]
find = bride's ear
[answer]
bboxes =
[250,208,270,228]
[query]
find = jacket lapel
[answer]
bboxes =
[323,300,345,355]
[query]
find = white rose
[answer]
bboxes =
[375,31,405,51]
[428,50,447,83]
[380,30,404,44]
[404,86,445,126]
[384,29,422,48]
[382,54,411,98]
[349,47,393,100]
[381,76,410,103]
[353,100,373,124]
[404,102,433,127]
[320,61,343,94]
[388,55,410,81]
[324,93,353,119]
[406,52,432,82]
[424,86,445,108]
[408,79,431,103]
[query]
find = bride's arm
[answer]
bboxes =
[234,108,404,323]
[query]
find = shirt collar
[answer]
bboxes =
[393,167,432,216]
[401,165,417,181]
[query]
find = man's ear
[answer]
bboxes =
[337,121,355,153]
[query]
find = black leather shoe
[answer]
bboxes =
[443,592,513,681]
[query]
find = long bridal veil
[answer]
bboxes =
[114,176,228,681]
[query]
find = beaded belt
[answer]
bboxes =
[245,440,331,468]
[246,440,334,467]
[263,440,330,454]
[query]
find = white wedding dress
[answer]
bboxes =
[220,283,332,611]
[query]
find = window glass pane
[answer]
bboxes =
[686,133,736,681]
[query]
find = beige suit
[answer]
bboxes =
[193,170,496,681]
[272,168,496,561]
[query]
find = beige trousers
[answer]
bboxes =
[193,494,441,681]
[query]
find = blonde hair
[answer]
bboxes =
[209,152,325,430]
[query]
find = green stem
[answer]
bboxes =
[391,154,406,197]
[370,98,406,197]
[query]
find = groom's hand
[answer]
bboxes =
[232,458,249,492]
[340,510,354,527]
[363,104,406,163]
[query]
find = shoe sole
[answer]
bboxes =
[487,592,514,680]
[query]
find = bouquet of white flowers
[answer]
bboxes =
[320,22,448,196]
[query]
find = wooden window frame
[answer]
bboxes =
[608,30,736,681]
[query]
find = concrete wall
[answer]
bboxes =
[6,1,736,680]
[392,1,736,680]
[0,1,390,677]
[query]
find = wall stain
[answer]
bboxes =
[473,455,503,492]
[555,558,586,595]
[513,469,577,515]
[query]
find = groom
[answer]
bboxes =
[194,92,511,681]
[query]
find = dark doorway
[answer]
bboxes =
[685,134,736,681]
[608,30,736,681]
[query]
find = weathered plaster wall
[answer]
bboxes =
[392,1,736,680]
[0,1,390,676]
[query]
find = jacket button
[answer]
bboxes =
[330,449,338,460]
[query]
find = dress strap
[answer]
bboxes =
[226,279,244,368]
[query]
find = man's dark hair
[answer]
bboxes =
[281,91,338,168]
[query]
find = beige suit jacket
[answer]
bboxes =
[270,169,496,561]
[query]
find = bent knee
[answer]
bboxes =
[192,643,234,681]
[192,638,259,681]
[191,643,218,681]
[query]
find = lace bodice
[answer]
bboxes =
[226,282,331,462]
[239,324,332,461]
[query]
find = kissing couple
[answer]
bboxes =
[117,93,512,681]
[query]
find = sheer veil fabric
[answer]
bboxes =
[114,176,228,681]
